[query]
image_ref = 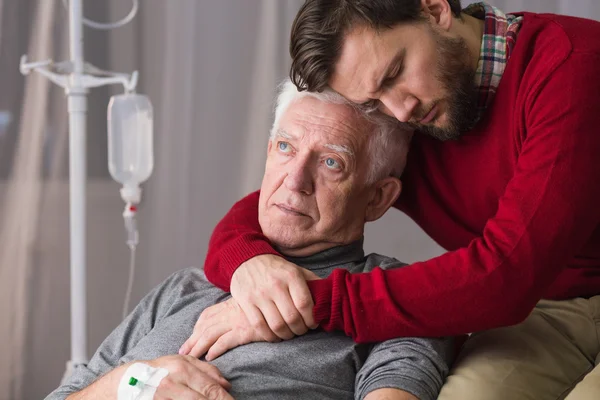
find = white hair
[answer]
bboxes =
[270,78,412,183]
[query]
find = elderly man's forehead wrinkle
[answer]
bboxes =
[292,113,364,142]
[307,113,366,138]
[309,125,363,155]
[276,128,293,139]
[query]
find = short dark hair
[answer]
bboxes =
[289,0,462,92]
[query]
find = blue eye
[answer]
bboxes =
[325,158,340,169]
[278,141,290,152]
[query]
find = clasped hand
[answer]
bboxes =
[179,254,320,359]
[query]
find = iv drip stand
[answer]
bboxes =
[19,0,139,379]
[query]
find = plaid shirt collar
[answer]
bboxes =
[464,2,523,114]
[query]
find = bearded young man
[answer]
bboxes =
[181,1,600,399]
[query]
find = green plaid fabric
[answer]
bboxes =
[464,2,523,114]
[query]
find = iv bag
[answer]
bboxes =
[107,93,154,200]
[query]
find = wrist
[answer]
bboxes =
[69,363,131,400]
[233,253,284,282]
[221,239,281,291]
[307,278,332,325]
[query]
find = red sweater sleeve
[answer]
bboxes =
[204,191,279,292]
[308,53,600,342]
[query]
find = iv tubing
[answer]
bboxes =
[122,204,139,319]
[122,245,137,320]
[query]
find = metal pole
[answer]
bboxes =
[20,1,142,377]
[67,0,88,365]
[18,2,144,382]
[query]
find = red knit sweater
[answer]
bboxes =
[204,12,600,342]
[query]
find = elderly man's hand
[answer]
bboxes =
[145,355,233,400]
[180,297,263,360]
[66,355,232,400]
[180,254,320,359]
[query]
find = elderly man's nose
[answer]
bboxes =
[380,93,419,123]
[284,160,313,194]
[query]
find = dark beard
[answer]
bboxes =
[412,31,480,141]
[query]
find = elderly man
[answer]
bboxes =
[46,80,453,400]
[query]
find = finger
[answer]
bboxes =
[179,336,194,355]
[240,303,280,343]
[272,290,308,336]
[198,383,235,400]
[186,335,216,359]
[156,379,204,400]
[185,321,231,358]
[206,330,245,361]
[181,305,233,356]
[185,356,231,389]
[186,371,233,400]
[260,300,295,340]
[288,275,317,329]
[180,329,212,356]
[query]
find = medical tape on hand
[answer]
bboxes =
[117,362,169,400]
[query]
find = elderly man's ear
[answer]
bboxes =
[365,177,402,222]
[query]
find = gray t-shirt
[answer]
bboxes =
[46,241,454,400]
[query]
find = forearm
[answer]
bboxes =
[64,364,126,400]
[309,248,538,341]
[364,388,418,400]
[65,380,117,400]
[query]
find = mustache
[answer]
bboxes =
[411,104,436,123]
